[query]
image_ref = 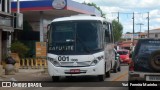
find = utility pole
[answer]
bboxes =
[132,12,135,46]
[117,12,119,22]
[147,12,150,38]
[133,12,135,35]
[136,23,144,32]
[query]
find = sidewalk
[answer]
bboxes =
[0,69,49,81]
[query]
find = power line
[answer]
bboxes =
[147,12,150,38]
[107,11,150,38]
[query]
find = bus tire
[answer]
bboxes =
[52,76,59,82]
[105,70,110,78]
[98,74,105,81]
[113,62,118,73]
[118,66,121,71]
[113,68,118,73]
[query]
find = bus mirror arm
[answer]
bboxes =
[47,24,51,31]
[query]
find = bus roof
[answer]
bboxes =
[52,14,111,23]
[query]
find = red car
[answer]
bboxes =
[117,50,131,64]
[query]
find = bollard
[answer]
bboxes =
[19,58,48,69]
[39,58,43,69]
[31,58,34,69]
[35,58,38,69]
[22,59,25,69]
[44,59,47,69]
[0,65,3,76]
[26,58,29,69]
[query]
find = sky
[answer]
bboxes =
[72,0,160,34]
[12,0,160,34]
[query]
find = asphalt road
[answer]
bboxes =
[1,65,129,90]
[2,64,159,90]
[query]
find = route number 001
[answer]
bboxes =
[58,56,69,61]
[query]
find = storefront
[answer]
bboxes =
[0,0,14,63]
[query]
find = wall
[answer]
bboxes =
[0,30,2,63]
[149,33,155,38]
[148,33,160,38]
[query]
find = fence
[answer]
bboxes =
[2,58,47,69]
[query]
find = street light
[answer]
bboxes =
[136,23,144,32]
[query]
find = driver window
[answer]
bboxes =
[103,23,111,43]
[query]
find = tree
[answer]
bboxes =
[126,32,132,34]
[112,20,123,42]
[83,2,106,18]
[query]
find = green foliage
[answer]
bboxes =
[83,2,106,18]
[11,41,29,58]
[112,20,123,42]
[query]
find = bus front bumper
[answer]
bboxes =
[47,61,105,76]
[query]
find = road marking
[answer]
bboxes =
[112,71,128,81]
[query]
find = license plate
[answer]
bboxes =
[146,75,160,81]
[70,69,80,73]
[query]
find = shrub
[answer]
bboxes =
[11,41,29,58]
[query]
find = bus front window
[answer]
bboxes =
[48,20,102,55]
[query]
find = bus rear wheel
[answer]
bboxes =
[52,76,60,82]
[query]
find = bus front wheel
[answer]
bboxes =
[98,74,105,81]
[52,76,60,82]
[105,70,110,78]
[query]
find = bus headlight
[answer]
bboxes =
[90,59,99,66]
[47,57,61,67]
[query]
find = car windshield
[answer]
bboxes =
[117,51,128,55]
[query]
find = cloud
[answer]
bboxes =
[72,0,160,33]
[150,9,160,18]
[139,0,160,9]
[74,0,160,10]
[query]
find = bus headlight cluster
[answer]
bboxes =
[47,57,61,67]
[90,59,99,66]
[90,56,104,66]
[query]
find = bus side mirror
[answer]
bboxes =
[46,24,50,43]
[47,24,51,31]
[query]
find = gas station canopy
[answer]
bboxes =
[11,0,101,42]
[11,0,101,21]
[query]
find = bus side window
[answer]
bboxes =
[109,23,114,43]
[104,23,111,43]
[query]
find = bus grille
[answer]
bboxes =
[60,61,91,67]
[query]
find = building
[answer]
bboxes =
[145,28,160,38]
[11,0,101,42]
[120,32,147,50]
[0,0,14,63]
[138,32,147,38]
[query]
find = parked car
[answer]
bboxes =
[117,49,131,64]
[112,49,121,73]
[128,38,160,90]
